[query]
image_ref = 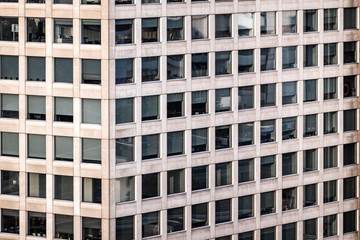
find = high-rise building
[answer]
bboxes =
[0,0,359,239]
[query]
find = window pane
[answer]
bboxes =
[261,191,275,215]
[167,207,184,233]
[238,195,253,219]
[282,46,297,69]
[54,97,73,122]
[344,143,356,165]
[344,75,357,98]
[304,10,318,31]
[54,19,73,43]
[2,209,19,234]
[344,109,357,131]
[303,149,318,172]
[54,58,73,83]
[282,11,297,33]
[1,132,19,157]
[82,59,101,84]
[167,55,185,79]
[261,84,276,107]
[82,217,101,240]
[167,17,184,41]
[0,18,18,41]
[343,177,356,200]
[323,180,337,203]
[238,86,254,110]
[304,183,317,207]
[142,134,159,160]
[344,8,357,29]
[282,81,297,105]
[304,114,317,137]
[323,214,337,237]
[116,137,134,164]
[304,79,317,101]
[215,162,232,187]
[215,125,231,149]
[282,117,297,140]
[344,42,357,63]
[54,136,73,161]
[142,56,159,82]
[115,176,135,203]
[216,88,231,112]
[324,77,337,100]
[304,218,317,240]
[82,99,101,124]
[343,211,356,233]
[167,169,185,195]
[55,214,73,239]
[167,131,184,156]
[1,94,19,118]
[27,18,45,42]
[192,53,208,77]
[238,231,254,240]
[115,19,133,44]
[27,57,45,81]
[116,58,134,84]
[167,93,184,118]
[192,203,208,228]
[282,152,297,176]
[192,165,208,190]
[142,173,159,199]
[116,216,134,240]
[116,98,133,124]
[28,134,46,159]
[324,9,337,30]
[28,173,46,198]
[323,146,337,169]
[142,18,159,42]
[261,12,276,35]
[324,43,338,65]
[142,95,159,121]
[282,223,296,240]
[142,211,160,238]
[192,90,208,115]
[1,170,19,195]
[1,55,18,80]
[82,138,101,164]
[238,50,254,73]
[282,187,297,211]
[27,95,45,120]
[261,155,276,179]
[215,51,232,75]
[81,19,101,44]
[82,178,101,203]
[261,227,275,240]
[261,48,276,71]
[192,128,208,153]
[261,120,276,143]
[238,159,254,183]
[324,112,337,134]
[238,122,254,146]
[238,13,254,36]
[55,175,73,201]
[215,199,231,224]
[215,14,231,38]
[304,45,318,67]
[28,212,46,237]
[191,15,208,39]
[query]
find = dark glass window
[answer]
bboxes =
[192,128,208,153]
[192,165,208,191]
[215,199,231,224]
[28,173,46,198]
[2,209,19,234]
[238,231,254,240]
[324,9,337,31]
[54,58,73,83]
[324,112,337,134]
[344,75,357,98]
[261,191,275,215]
[116,137,134,164]
[304,218,317,240]
[282,223,296,240]
[167,17,184,41]
[191,15,208,39]
[82,217,101,240]
[28,212,46,237]
[215,162,232,187]
[304,183,317,207]
[344,42,357,64]
[343,211,356,234]
[215,88,231,112]
[142,134,159,160]
[261,227,275,240]
[261,48,276,71]
[282,117,297,140]
[1,170,19,195]
[238,159,254,183]
[343,143,356,165]
[27,57,45,82]
[116,98,134,124]
[54,97,73,122]
[215,51,232,75]
[323,146,337,169]
[238,86,254,110]
[282,46,297,69]
[282,81,297,105]
[344,109,357,131]
[238,122,254,146]
[1,132,19,157]
[282,11,297,33]
[142,18,159,42]
[54,136,73,161]
[304,10,318,32]
[167,131,184,156]
[54,19,73,43]
[343,177,356,200]
[142,173,160,199]
[55,214,73,239]
[192,53,208,77]
[192,91,208,115]
[282,187,297,211]
[192,203,208,228]
[167,93,184,118]
[282,152,297,176]
[116,177,135,203]
[238,195,253,219]
[54,175,73,201]
[261,12,276,35]
[167,55,185,80]
[324,77,337,100]
[303,149,318,172]
[304,114,317,137]
[116,58,134,84]
[344,8,357,29]
[0,17,18,41]
[142,56,159,82]
[215,125,231,149]
[261,84,276,107]
[116,216,134,240]
[167,207,184,233]
[238,50,254,73]
[261,155,276,179]
[27,18,45,42]
[115,19,133,44]
[1,94,19,118]
[304,45,318,67]
[167,169,185,194]
[215,14,231,38]
[304,79,317,101]
[142,211,160,238]
[324,43,338,65]
[323,214,337,237]
[81,20,101,44]
[261,120,276,143]
[82,59,101,84]
[323,180,337,203]
[82,99,101,124]
[28,134,46,159]
[82,178,101,203]
[142,95,159,121]
[27,95,45,120]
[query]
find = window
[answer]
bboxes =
[215,125,231,149]
[324,77,337,100]
[343,211,356,234]
[54,0,72,4]
[1,209,19,234]
[304,45,318,67]
[82,138,101,164]
[282,11,297,33]
[54,19,73,43]
[261,155,276,179]
[304,10,318,32]
[304,183,317,207]
[304,79,317,101]
[167,207,184,233]
[55,214,73,239]
[304,218,317,240]
[344,109,357,131]
[261,12,276,35]
[343,177,356,200]
[0,17,18,41]
[282,223,296,240]
[28,173,46,198]
[142,211,160,238]
[261,84,276,107]
[142,18,159,42]
[282,46,297,69]
[282,152,297,176]
[54,175,73,201]
[81,20,101,44]
[344,8,357,29]
[344,143,356,165]
[116,216,134,240]
[282,117,297,140]
[282,187,297,211]
[238,231,254,240]
[82,59,101,84]
[116,58,134,84]
[82,218,101,240]
[344,75,357,98]
[304,114,317,137]
[261,48,276,71]
[27,18,45,42]
[142,56,159,82]
[192,165,208,190]
[167,93,184,118]
[282,81,297,105]
[54,136,73,161]
[261,120,276,143]
[27,57,45,81]
[215,88,231,112]
[192,53,208,77]
[324,146,337,169]
[167,131,184,156]
[54,97,73,122]
[82,178,101,203]
[344,41,357,63]
[142,134,159,160]
[261,191,275,215]
[238,195,253,219]
[215,199,231,224]
[28,134,46,159]
[27,95,46,120]
[192,203,208,228]
[54,58,73,83]
[215,14,231,38]
[115,176,135,203]
[115,19,133,44]
[238,86,254,110]
[238,122,254,146]
[1,132,19,157]
[261,227,275,240]
[215,162,232,187]
[191,15,208,39]
[167,55,185,80]
[324,9,337,30]
[82,99,101,124]
[1,170,19,195]
[167,17,184,41]
[116,137,134,164]
[324,112,337,134]
[324,43,338,65]
[28,212,46,237]
[324,180,337,203]
[215,51,232,75]
[238,159,254,183]
[192,91,208,115]
[192,128,208,153]
[323,214,337,237]
[1,94,19,118]
[142,95,159,121]
[167,169,184,195]
[304,149,318,172]
[238,50,254,73]
[116,98,134,124]
[142,173,160,199]
[238,13,254,36]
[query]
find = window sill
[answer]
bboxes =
[116,121,135,125]
[167,1,186,4]
[282,173,298,178]
[167,230,186,235]
[215,147,233,152]
[192,38,210,42]
[167,154,186,158]
[282,32,298,35]
[303,170,319,174]
[167,116,186,120]
[191,150,210,155]
[191,225,210,231]
[323,166,339,171]
[260,212,277,217]
[282,208,298,213]
[238,71,255,75]
[282,103,298,107]
[215,110,233,114]
[260,34,277,37]
[238,35,255,38]
[192,188,210,193]
[260,141,277,145]
[142,234,162,239]
[142,80,161,84]
[142,157,162,161]
[215,221,233,226]
[303,204,318,209]
[238,180,255,185]
[116,160,135,165]
[238,144,254,148]
[167,39,186,43]
[116,200,136,205]
[115,3,136,6]
[282,67,298,71]
[215,37,233,40]
[167,77,186,81]
[260,177,277,182]
[238,216,255,221]
[142,196,161,201]
[215,184,233,189]
[215,73,233,78]
[260,69,277,73]
[167,192,186,197]
[191,75,210,80]
[324,201,339,205]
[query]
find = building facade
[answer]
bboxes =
[0,0,359,239]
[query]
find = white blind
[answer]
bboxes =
[82,99,101,124]
[55,136,73,160]
[283,82,296,96]
[192,91,207,104]
[1,132,19,156]
[82,138,101,162]
[238,13,253,30]
[55,97,73,115]
[142,96,158,118]
[28,134,46,159]
[2,94,18,111]
[142,134,158,158]
[28,96,45,114]
[167,131,183,155]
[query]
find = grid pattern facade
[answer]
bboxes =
[0,0,359,240]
